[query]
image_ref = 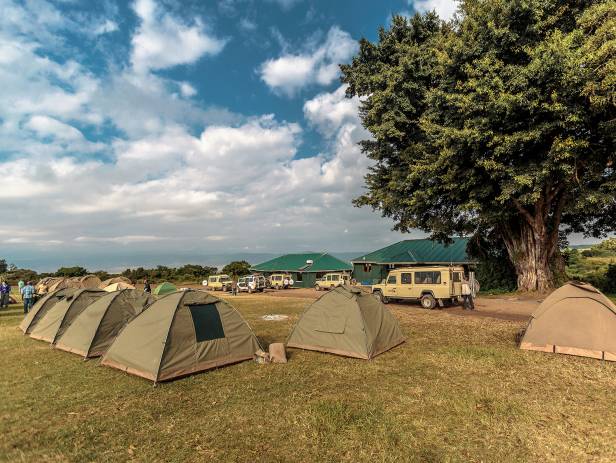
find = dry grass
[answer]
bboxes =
[1,294,616,462]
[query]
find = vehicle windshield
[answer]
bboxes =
[238,278,247,283]
[220,277,231,282]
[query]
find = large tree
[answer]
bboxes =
[341,1,615,291]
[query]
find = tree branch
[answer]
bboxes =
[512,199,536,227]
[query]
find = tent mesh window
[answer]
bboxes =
[188,303,225,342]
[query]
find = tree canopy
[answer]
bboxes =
[341,0,615,291]
[222,261,252,278]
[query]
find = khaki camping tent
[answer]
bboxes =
[35,277,64,295]
[29,289,106,344]
[520,281,616,361]
[99,276,132,289]
[19,288,76,334]
[286,286,405,359]
[103,282,136,292]
[55,289,154,358]
[75,275,102,289]
[153,282,177,296]
[101,290,261,382]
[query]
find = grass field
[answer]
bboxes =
[2,295,616,462]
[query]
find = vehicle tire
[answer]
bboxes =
[420,294,436,310]
[314,285,320,291]
[248,287,253,294]
[374,291,389,304]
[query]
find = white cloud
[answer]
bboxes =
[131,0,227,74]
[303,85,362,136]
[413,0,458,20]
[239,18,257,32]
[179,81,197,97]
[259,26,358,96]
[93,19,119,35]
[266,0,302,10]
[25,115,84,141]
[0,0,408,267]
[74,235,163,245]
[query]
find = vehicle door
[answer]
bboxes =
[398,272,414,298]
[451,271,462,296]
[383,274,398,298]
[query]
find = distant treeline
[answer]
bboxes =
[0,260,252,284]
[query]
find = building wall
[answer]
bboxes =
[352,263,389,285]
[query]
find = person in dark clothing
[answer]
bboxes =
[143,278,151,293]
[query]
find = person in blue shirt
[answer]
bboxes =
[0,281,10,309]
[20,281,35,314]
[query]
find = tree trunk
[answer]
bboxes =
[502,224,554,292]
[501,194,564,292]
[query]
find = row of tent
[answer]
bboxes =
[35,276,178,295]
[20,285,405,382]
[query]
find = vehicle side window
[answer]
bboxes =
[387,275,397,284]
[453,272,461,282]
[414,272,442,284]
[401,273,412,284]
[332,275,339,281]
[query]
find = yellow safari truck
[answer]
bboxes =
[371,266,466,309]
[314,272,351,290]
[269,273,294,290]
[203,274,233,291]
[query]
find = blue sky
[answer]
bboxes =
[0,0,465,271]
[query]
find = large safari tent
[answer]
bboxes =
[351,238,473,285]
[251,253,353,288]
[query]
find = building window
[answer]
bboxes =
[363,263,372,273]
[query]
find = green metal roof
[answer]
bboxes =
[352,238,472,264]
[251,253,352,273]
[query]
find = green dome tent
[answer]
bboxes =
[153,282,177,296]
[29,289,106,344]
[55,289,154,358]
[520,281,616,361]
[287,286,405,359]
[101,290,262,382]
[20,288,76,334]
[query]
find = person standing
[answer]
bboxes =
[21,281,35,314]
[0,281,10,309]
[461,276,475,310]
[143,278,151,294]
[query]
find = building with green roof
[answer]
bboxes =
[351,238,473,285]
[251,253,352,288]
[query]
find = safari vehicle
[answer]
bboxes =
[315,272,351,290]
[269,273,294,290]
[237,275,267,293]
[202,274,233,291]
[371,266,468,309]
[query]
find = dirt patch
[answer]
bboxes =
[250,287,540,322]
[144,284,540,322]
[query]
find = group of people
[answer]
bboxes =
[0,280,36,314]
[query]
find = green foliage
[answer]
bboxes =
[603,264,616,293]
[55,266,88,277]
[0,259,7,274]
[121,264,218,283]
[222,260,251,277]
[467,235,517,292]
[1,267,39,285]
[341,1,616,290]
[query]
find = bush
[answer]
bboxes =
[467,234,517,292]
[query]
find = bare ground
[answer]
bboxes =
[193,286,540,322]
